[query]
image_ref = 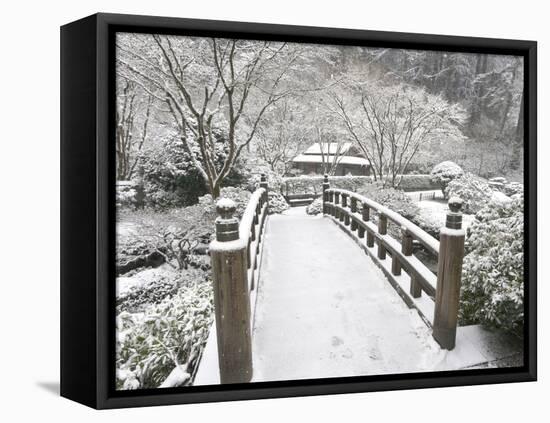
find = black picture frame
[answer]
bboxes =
[60,12,537,409]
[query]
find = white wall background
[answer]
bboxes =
[0,0,545,420]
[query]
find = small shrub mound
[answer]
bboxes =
[268,192,290,214]
[357,183,419,221]
[395,174,437,191]
[430,161,464,195]
[197,186,252,220]
[459,194,524,338]
[306,197,323,215]
[282,175,373,196]
[445,172,494,214]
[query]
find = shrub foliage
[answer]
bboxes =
[459,194,524,337]
[116,272,214,389]
[430,161,464,195]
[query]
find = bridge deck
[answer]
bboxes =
[251,208,444,381]
[194,208,522,385]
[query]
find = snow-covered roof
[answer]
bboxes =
[292,154,370,167]
[303,143,352,155]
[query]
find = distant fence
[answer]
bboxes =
[406,190,444,202]
[282,174,438,205]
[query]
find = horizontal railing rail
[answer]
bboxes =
[239,187,269,292]
[322,175,465,350]
[328,188,440,256]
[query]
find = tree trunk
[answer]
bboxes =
[510,90,524,170]
[469,54,489,128]
[211,183,221,199]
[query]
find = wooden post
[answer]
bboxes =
[260,173,269,212]
[209,199,253,383]
[392,232,402,277]
[433,197,465,350]
[401,227,421,297]
[350,197,358,231]
[342,194,350,225]
[358,201,365,238]
[334,192,340,220]
[377,213,387,259]
[322,174,330,215]
[363,205,374,247]
[339,193,346,222]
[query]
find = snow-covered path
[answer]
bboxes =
[251,210,444,382]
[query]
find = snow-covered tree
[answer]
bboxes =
[117,33,303,197]
[116,80,153,180]
[330,80,467,187]
[255,97,310,174]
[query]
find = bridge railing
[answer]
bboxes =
[323,175,465,350]
[208,174,269,383]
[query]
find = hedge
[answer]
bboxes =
[281,174,437,195]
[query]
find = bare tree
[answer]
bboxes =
[116,80,153,180]
[255,98,309,174]
[117,34,300,197]
[314,131,348,176]
[329,81,466,187]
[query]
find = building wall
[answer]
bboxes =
[293,162,370,176]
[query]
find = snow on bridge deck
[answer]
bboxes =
[251,208,444,381]
[194,208,522,385]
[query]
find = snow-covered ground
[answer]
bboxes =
[281,205,308,216]
[251,211,446,381]
[195,210,521,385]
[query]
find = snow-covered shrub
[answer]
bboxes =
[240,158,284,193]
[116,202,217,275]
[489,177,524,197]
[306,197,323,215]
[268,192,289,214]
[394,174,438,191]
[116,181,138,208]
[198,186,252,220]
[488,176,507,192]
[356,183,421,240]
[413,212,443,240]
[116,275,214,389]
[445,173,493,214]
[358,183,419,221]
[430,161,464,195]
[282,175,373,196]
[117,269,181,313]
[504,181,524,196]
[140,136,248,209]
[459,195,524,337]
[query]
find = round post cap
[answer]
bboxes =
[446,197,463,229]
[216,198,237,219]
[448,197,463,213]
[215,198,239,242]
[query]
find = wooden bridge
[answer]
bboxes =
[195,175,519,385]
